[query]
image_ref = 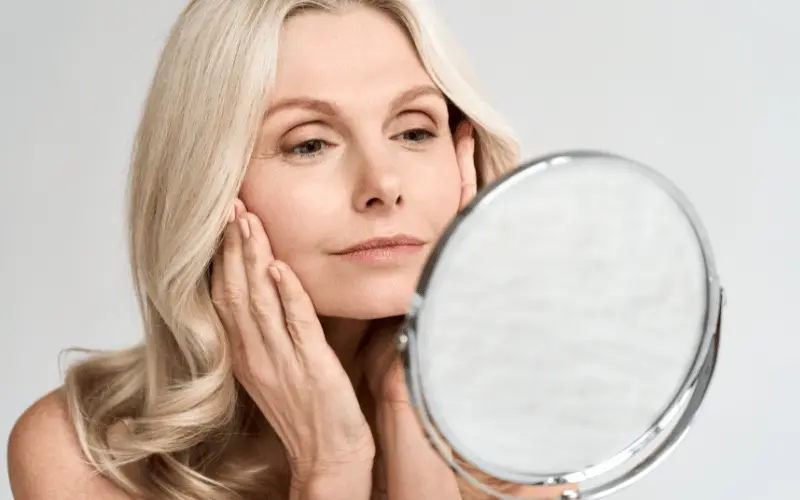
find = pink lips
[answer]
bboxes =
[333,235,426,263]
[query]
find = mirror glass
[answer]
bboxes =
[401,151,722,498]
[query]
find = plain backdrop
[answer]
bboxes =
[1,1,796,499]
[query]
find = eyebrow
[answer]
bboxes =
[265,84,446,118]
[389,84,445,113]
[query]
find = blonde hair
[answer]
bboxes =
[62,0,519,498]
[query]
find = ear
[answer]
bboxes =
[454,120,477,210]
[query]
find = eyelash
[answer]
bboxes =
[284,128,438,159]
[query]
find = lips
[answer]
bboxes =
[333,234,426,255]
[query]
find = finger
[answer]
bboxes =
[215,217,270,372]
[210,250,233,327]
[268,260,326,349]
[455,120,477,210]
[372,455,388,499]
[365,333,397,391]
[374,377,461,499]
[212,200,242,318]
[233,197,246,219]
[364,319,408,404]
[237,197,279,259]
[365,320,453,458]
[240,212,293,358]
[211,248,247,371]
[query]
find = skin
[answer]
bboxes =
[227,8,572,499]
[240,6,464,388]
[7,6,573,500]
[223,8,475,498]
[241,9,462,322]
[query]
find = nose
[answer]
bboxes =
[351,145,403,214]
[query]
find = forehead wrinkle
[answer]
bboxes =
[264,83,445,123]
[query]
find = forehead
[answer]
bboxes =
[271,7,436,106]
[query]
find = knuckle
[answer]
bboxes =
[219,285,247,310]
[283,294,314,325]
[210,290,226,309]
[210,289,225,311]
[285,313,314,334]
[248,294,274,318]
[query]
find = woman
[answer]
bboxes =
[8,1,571,499]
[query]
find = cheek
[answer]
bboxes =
[239,171,330,262]
[415,151,463,231]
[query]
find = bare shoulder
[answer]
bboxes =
[7,388,134,500]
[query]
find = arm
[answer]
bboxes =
[367,348,578,500]
[359,121,477,500]
[212,202,376,500]
[363,321,462,500]
[374,389,463,499]
[363,122,577,500]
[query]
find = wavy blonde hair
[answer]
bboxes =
[62,0,519,498]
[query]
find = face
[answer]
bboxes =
[240,7,463,319]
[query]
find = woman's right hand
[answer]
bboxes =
[211,199,375,494]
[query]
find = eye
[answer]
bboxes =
[396,128,436,143]
[286,139,329,158]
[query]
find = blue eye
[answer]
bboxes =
[398,128,436,143]
[288,139,328,157]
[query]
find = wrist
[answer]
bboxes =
[289,461,374,500]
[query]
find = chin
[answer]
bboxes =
[307,267,421,320]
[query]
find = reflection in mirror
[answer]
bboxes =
[400,151,723,499]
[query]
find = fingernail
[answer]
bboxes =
[238,216,251,239]
[268,263,281,283]
[227,205,236,224]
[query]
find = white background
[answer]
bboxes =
[1,1,796,498]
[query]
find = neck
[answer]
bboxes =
[318,316,372,385]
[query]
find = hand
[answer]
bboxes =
[368,118,477,407]
[359,120,477,500]
[362,318,461,500]
[211,200,375,488]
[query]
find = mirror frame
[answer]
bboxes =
[397,150,724,499]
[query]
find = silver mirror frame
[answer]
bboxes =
[397,150,724,499]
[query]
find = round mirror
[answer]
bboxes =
[399,150,723,499]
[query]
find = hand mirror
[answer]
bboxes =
[398,150,724,499]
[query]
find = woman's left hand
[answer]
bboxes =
[367,119,476,406]
[362,121,477,500]
[362,121,578,500]
[362,317,462,500]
